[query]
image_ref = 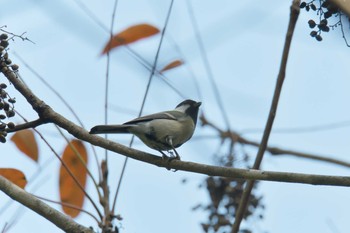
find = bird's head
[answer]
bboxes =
[175,99,202,124]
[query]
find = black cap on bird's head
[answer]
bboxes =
[176,99,201,108]
[175,99,202,124]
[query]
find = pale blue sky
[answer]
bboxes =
[1,0,350,233]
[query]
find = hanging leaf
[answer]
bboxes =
[160,59,184,73]
[0,168,27,189]
[11,129,39,162]
[59,139,88,218]
[102,23,160,54]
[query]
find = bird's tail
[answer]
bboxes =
[90,125,131,134]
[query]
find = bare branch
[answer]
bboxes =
[201,114,350,169]
[268,147,350,168]
[0,26,35,44]
[231,1,300,232]
[330,0,350,17]
[3,67,350,188]
[6,118,46,133]
[0,176,94,233]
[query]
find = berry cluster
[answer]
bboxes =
[300,0,344,43]
[0,33,17,143]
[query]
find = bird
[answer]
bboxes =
[90,99,201,160]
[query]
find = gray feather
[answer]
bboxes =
[89,125,130,134]
[123,111,179,125]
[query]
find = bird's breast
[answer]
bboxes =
[129,118,195,150]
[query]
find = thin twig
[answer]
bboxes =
[104,0,119,162]
[12,52,102,184]
[33,126,103,220]
[111,0,175,214]
[186,0,231,129]
[231,1,300,232]
[124,47,187,98]
[13,111,103,220]
[12,52,86,129]
[71,0,187,99]
[0,151,55,218]
[6,118,46,132]
[99,0,120,229]
[1,222,8,233]
[71,0,109,32]
[1,171,52,232]
[102,0,121,222]
[54,125,103,200]
[0,26,35,44]
[167,35,203,100]
[240,119,350,134]
[338,12,350,47]
[34,194,100,224]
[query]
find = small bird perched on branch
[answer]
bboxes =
[90,99,201,160]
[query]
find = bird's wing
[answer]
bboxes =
[123,110,183,125]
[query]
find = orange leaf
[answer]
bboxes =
[102,23,160,54]
[0,168,27,189]
[59,139,88,218]
[160,60,184,72]
[11,129,39,162]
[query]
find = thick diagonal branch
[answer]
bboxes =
[231,1,301,232]
[0,176,94,233]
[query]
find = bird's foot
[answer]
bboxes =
[160,152,172,170]
[173,150,181,160]
[162,154,170,161]
[168,151,181,161]
[160,151,179,171]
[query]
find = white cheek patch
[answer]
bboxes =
[175,104,190,113]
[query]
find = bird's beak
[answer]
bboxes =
[195,102,202,107]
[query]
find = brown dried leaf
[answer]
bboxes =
[0,168,27,189]
[11,129,39,162]
[59,139,88,218]
[160,60,184,72]
[102,23,160,54]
